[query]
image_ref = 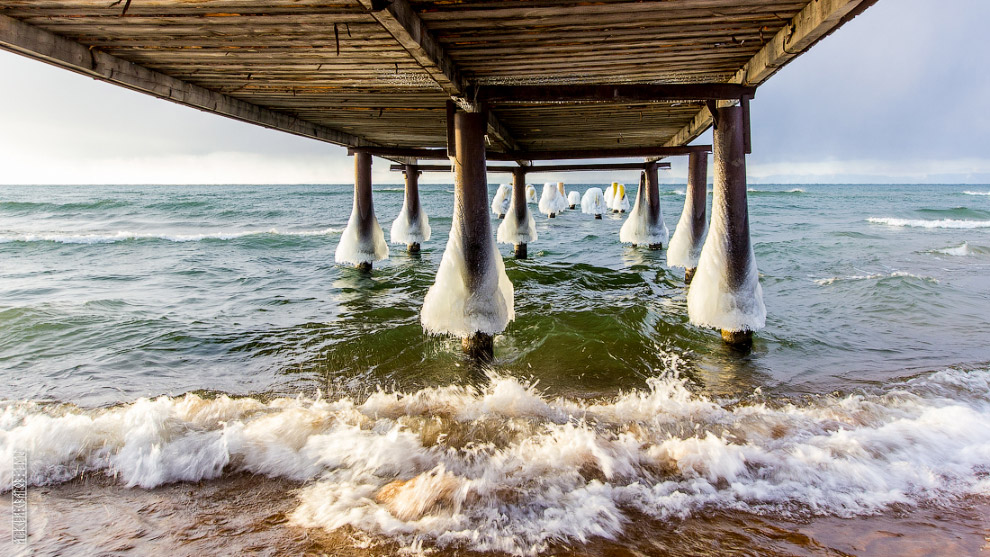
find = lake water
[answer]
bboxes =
[1,183,989,555]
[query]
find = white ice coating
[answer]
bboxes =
[603,183,617,205]
[420,215,514,337]
[686,188,765,332]
[496,195,538,245]
[538,183,568,216]
[5,368,990,556]
[667,192,707,269]
[581,188,608,216]
[491,184,511,216]
[567,191,581,207]
[608,184,630,212]
[334,201,389,265]
[619,182,669,245]
[525,184,538,203]
[390,201,431,245]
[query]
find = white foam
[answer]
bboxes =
[390,202,432,245]
[687,186,765,332]
[567,191,581,207]
[667,191,707,270]
[491,184,511,216]
[538,183,568,216]
[4,369,990,555]
[0,228,341,244]
[420,212,514,337]
[963,191,990,196]
[581,188,608,216]
[868,217,990,229]
[671,189,686,196]
[619,182,668,245]
[933,242,970,256]
[335,200,389,265]
[815,271,939,285]
[497,196,538,245]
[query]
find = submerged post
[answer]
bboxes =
[335,151,388,270]
[497,166,538,259]
[687,105,765,347]
[421,111,514,360]
[668,151,709,283]
[390,164,431,253]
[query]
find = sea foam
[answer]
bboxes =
[0,228,341,244]
[3,369,990,555]
[868,217,990,229]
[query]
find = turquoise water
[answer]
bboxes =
[2,183,990,555]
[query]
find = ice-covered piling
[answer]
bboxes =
[668,151,709,282]
[620,169,668,248]
[390,165,431,253]
[610,183,629,213]
[539,182,567,218]
[497,168,538,259]
[567,191,580,209]
[421,111,514,359]
[687,105,765,346]
[582,188,607,219]
[491,183,511,219]
[335,151,388,269]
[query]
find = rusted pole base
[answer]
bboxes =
[721,329,753,347]
[648,243,663,251]
[631,244,638,248]
[514,243,527,259]
[498,213,505,219]
[462,332,494,362]
[355,262,372,272]
[407,242,420,254]
[595,214,603,220]
[569,204,576,209]
[684,267,697,284]
[613,209,619,213]
[548,212,556,218]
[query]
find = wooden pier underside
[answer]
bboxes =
[0,0,877,159]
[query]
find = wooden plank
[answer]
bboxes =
[663,0,879,149]
[0,13,376,149]
[479,83,756,104]
[394,161,672,173]
[353,145,710,159]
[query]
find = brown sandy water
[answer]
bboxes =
[2,474,987,556]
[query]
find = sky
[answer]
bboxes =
[1,0,989,185]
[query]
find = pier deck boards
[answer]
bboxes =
[0,0,876,157]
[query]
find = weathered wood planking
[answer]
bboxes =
[0,0,878,153]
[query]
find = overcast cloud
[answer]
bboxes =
[1,0,988,185]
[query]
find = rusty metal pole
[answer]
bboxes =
[715,105,754,347]
[454,111,496,360]
[512,167,528,259]
[353,151,375,271]
[403,164,422,253]
[683,151,708,283]
[645,162,663,250]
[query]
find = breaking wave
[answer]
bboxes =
[867,217,990,229]
[0,228,342,244]
[3,369,990,555]
[814,271,939,285]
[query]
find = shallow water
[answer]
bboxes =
[1,183,989,555]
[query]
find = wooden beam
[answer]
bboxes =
[351,145,710,160]
[664,0,880,149]
[478,83,757,104]
[391,162,671,173]
[0,14,376,149]
[357,0,520,151]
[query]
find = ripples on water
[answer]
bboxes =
[1,184,989,555]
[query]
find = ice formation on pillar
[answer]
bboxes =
[567,191,581,208]
[604,182,618,205]
[390,201,431,245]
[538,183,568,216]
[496,196,538,244]
[335,202,389,265]
[667,195,707,269]
[491,184,511,216]
[421,228,515,338]
[581,188,608,216]
[610,184,630,212]
[525,184,538,203]
[686,196,766,332]
[619,181,668,245]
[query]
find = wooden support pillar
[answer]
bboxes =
[686,105,765,347]
[335,151,388,269]
[669,151,709,283]
[421,111,514,362]
[404,165,421,253]
[645,162,665,250]
[512,168,528,259]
